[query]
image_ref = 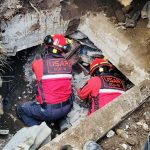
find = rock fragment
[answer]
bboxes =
[116,129,137,146]
[106,130,115,138]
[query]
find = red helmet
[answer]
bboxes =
[44,34,71,53]
[90,58,112,75]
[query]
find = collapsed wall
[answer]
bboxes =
[0,7,69,55]
[78,13,150,85]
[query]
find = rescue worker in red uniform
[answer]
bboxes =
[16,34,74,126]
[77,58,126,115]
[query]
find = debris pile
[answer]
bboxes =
[115,1,150,29]
[0,0,149,150]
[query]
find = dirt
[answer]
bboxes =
[99,99,150,150]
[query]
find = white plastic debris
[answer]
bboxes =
[0,130,9,135]
[106,130,115,138]
[3,122,51,150]
[121,144,131,150]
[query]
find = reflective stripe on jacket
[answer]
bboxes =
[77,75,126,114]
[32,57,72,104]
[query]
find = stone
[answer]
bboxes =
[115,9,126,22]
[106,130,115,138]
[137,120,149,131]
[116,129,137,146]
[143,111,150,121]
[116,129,128,139]
[121,144,131,150]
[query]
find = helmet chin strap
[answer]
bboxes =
[48,45,63,52]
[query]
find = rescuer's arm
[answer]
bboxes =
[77,81,92,100]
[77,77,101,100]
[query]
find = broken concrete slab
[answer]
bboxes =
[40,79,150,150]
[78,13,150,85]
[0,7,69,55]
[3,122,51,150]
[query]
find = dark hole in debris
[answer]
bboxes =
[60,145,73,150]
[1,29,5,33]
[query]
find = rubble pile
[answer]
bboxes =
[100,99,150,150]
[0,0,149,150]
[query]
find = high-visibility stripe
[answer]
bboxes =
[42,74,72,79]
[99,89,125,94]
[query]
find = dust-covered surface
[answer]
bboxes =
[0,44,133,149]
[0,0,150,149]
[99,99,150,150]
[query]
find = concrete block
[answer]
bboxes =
[1,7,69,55]
[40,80,150,150]
[78,13,150,85]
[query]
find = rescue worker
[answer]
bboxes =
[16,34,74,126]
[77,58,126,115]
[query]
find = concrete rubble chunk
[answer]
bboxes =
[78,13,150,85]
[136,120,149,131]
[106,130,115,138]
[1,7,69,55]
[143,111,150,121]
[4,122,51,150]
[116,129,137,146]
[121,143,131,150]
[40,80,150,150]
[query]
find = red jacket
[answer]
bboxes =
[77,75,126,114]
[32,56,72,104]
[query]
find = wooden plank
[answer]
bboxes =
[40,79,150,150]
